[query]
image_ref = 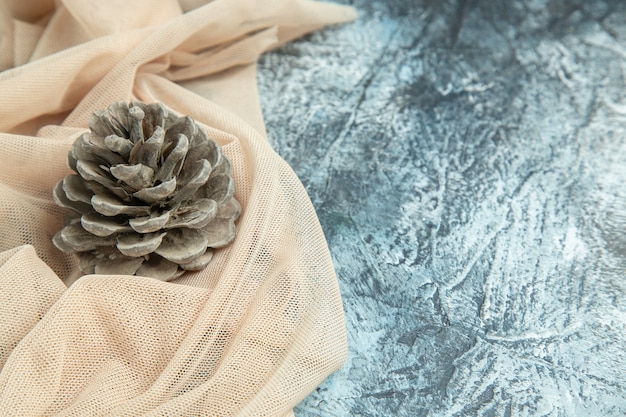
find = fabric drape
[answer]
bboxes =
[0,0,355,414]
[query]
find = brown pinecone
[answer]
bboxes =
[52,101,240,281]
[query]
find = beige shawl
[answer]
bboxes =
[0,0,355,415]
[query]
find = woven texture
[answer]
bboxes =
[0,0,355,415]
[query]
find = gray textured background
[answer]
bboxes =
[257,1,626,416]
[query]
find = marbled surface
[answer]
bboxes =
[257,1,626,415]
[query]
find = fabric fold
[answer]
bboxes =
[0,245,65,370]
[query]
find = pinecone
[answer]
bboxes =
[52,101,240,281]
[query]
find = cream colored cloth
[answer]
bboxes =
[0,1,355,415]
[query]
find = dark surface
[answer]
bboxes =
[257,1,626,415]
